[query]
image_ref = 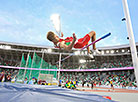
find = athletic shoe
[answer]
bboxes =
[89,53,94,58]
[88,51,94,58]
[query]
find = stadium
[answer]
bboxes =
[0,0,138,102]
[0,40,138,102]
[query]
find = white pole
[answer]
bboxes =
[23,51,30,80]
[29,52,35,80]
[58,53,62,84]
[39,51,45,75]
[20,53,24,67]
[122,0,138,85]
[17,53,24,80]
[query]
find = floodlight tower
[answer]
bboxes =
[122,0,138,85]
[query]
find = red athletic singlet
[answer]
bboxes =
[56,34,90,49]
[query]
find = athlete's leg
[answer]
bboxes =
[74,34,90,49]
[74,31,99,55]
[86,43,90,53]
[88,31,96,50]
[87,44,94,58]
[88,31,101,54]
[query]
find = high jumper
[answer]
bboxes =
[56,32,111,63]
[46,31,101,55]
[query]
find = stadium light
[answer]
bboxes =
[41,49,47,52]
[5,46,11,50]
[0,45,11,50]
[111,50,114,54]
[106,50,109,54]
[47,49,52,53]
[0,45,3,49]
[116,50,119,53]
[79,59,86,63]
[122,49,125,52]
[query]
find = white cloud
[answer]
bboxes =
[0,10,52,46]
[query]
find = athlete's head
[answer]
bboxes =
[47,31,59,43]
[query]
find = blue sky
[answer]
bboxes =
[0,0,137,48]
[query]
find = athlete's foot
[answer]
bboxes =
[89,53,94,58]
[92,49,101,55]
[88,51,94,58]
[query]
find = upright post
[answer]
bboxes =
[58,53,62,84]
[122,0,138,85]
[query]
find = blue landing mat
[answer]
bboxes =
[0,83,115,102]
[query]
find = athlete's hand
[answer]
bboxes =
[61,32,64,37]
[73,33,77,41]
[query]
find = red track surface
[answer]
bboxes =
[77,86,138,93]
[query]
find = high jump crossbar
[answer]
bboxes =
[56,32,111,64]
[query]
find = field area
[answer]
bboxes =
[1,82,138,102]
[77,86,138,102]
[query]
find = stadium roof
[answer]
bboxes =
[0,40,138,50]
[98,42,138,50]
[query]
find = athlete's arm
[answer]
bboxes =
[59,33,76,51]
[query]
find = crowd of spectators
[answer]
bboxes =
[0,54,133,69]
[0,67,137,89]
[59,71,137,88]
[0,68,50,85]
[0,54,136,89]
[0,56,20,67]
[60,58,133,69]
[0,68,18,82]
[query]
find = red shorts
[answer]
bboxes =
[74,34,90,48]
